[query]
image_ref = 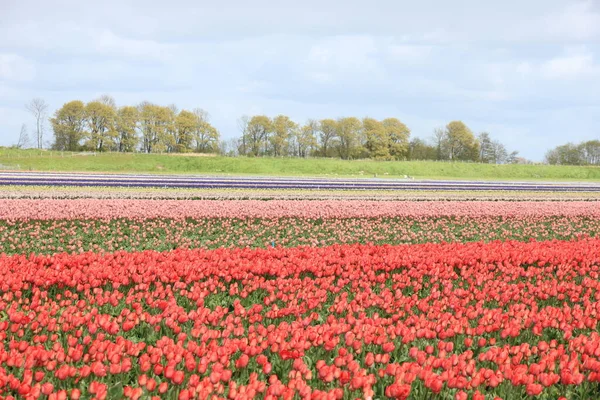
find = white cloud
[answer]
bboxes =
[304,36,384,83]
[516,62,533,77]
[387,45,432,63]
[0,54,36,82]
[541,0,600,41]
[1,0,600,160]
[540,47,598,80]
[95,30,176,61]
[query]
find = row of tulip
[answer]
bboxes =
[3,185,600,201]
[1,239,600,399]
[0,199,599,220]
[0,215,597,255]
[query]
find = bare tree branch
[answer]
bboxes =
[25,98,49,149]
[16,124,30,149]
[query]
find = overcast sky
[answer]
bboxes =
[1,0,599,160]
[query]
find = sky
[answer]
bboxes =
[0,0,599,161]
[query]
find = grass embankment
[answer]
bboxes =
[2,148,600,180]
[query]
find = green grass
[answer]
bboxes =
[2,148,600,180]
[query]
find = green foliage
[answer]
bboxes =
[174,110,196,153]
[546,140,600,166]
[271,115,296,156]
[336,117,363,159]
[245,115,272,156]
[115,106,139,152]
[409,138,437,161]
[445,121,479,161]
[50,100,86,151]
[84,101,117,152]
[294,120,319,158]
[192,108,220,153]
[383,118,410,159]
[51,99,219,155]
[363,118,390,159]
[318,119,338,157]
[138,103,172,153]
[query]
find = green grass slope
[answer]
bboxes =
[1,148,600,180]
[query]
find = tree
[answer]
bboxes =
[138,103,171,153]
[478,132,493,163]
[444,121,479,161]
[192,108,220,153]
[506,150,519,164]
[85,101,117,152]
[335,117,362,159]
[158,106,178,153]
[408,138,436,160]
[271,115,296,156]
[318,119,337,157]
[489,140,508,164]
[25,98,49,149]
[295,120,319,158]
[431,128,446,160]
[115,106,139,152]
[245,115,272,156]
[383,118,410,159]
[363,118,390,159]
[51,100,86,151]
[237,115,250,156]
[545,143,583,165]
[16,124,30,149]
[225,137,241,156]
[173,110,195,153]
[579,140,600,165]
[97,94,117,109]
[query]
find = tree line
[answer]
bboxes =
[233,115,520,163]
[20,96,221,154]
[20,96,523,163]
[545,141,600,166]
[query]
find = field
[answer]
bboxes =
[2,148,600,180]
[1,189,600,400]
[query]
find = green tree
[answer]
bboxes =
[138,103,171,153]
[318,119,338,157]
[478,132,493,163]
[85,101,117,152]
[271,115,296,156]
[295,120,319,158]
[51,100,86,151]
[383,118,410,159]
[237,115,249,156]
[444,121,479,161]
[506,150,520,164]
[245,115,272,156]
[431,128,447,160]
[579,140,600,165]
[408,138,436,160]
[545,143,583,165]
[173,110,196,152]
[363,118,390,159]
[115,106,139,152]
[192,109,220,153]
[162,105,178,153]
[335,117,363,160]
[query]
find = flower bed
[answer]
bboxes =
[1,239,600,399]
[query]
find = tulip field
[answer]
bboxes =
[1,197,600,399]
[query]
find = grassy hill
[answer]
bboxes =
[1,148,600,181]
